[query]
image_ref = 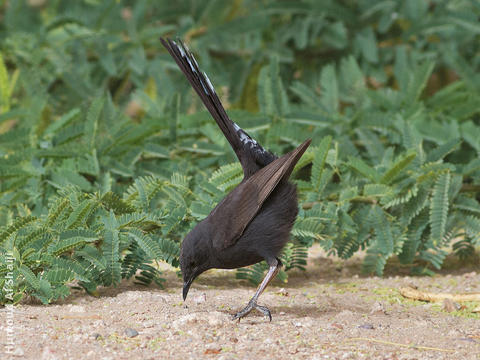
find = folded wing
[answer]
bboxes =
[210,138,312,250]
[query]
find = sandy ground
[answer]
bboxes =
[1,247,479,360]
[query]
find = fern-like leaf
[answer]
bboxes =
[347,157,379,182]
[127,228,161,259]
[18,264,40,290]
[311,136,332,191]
[102,228,121,286]
[370,206,394,255]
[0,216,36,245]
[429,172,450,245]
[380,151,416,185]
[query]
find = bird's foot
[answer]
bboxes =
[232,300,272,321]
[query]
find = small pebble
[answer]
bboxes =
[358,323,375,330]
[124,328,139,338]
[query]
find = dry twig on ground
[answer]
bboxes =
[399,286,480,303]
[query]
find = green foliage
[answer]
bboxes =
[1,0,480,302]
[0,180,182,304]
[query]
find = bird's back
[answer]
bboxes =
[211,180,298,269]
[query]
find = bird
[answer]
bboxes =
[160,38,311,321]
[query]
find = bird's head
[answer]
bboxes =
[179,223,212,301]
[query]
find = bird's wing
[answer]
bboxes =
[160,38,274,178]
[210,139,311,250]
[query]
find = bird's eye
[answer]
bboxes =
[190,261,195,267]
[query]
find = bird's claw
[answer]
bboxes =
[232,300,272,322]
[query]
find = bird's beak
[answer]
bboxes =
[183,278,193,301]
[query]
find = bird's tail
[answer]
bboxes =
[160,38,267,162]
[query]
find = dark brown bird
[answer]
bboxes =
[161,38,311,321]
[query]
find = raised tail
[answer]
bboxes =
[160,38,274,177]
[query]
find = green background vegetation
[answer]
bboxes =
[1,0,479,304]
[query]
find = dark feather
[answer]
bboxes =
[209,139,311,250]
[160,38,275,178]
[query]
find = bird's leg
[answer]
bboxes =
[232,258,282,321]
